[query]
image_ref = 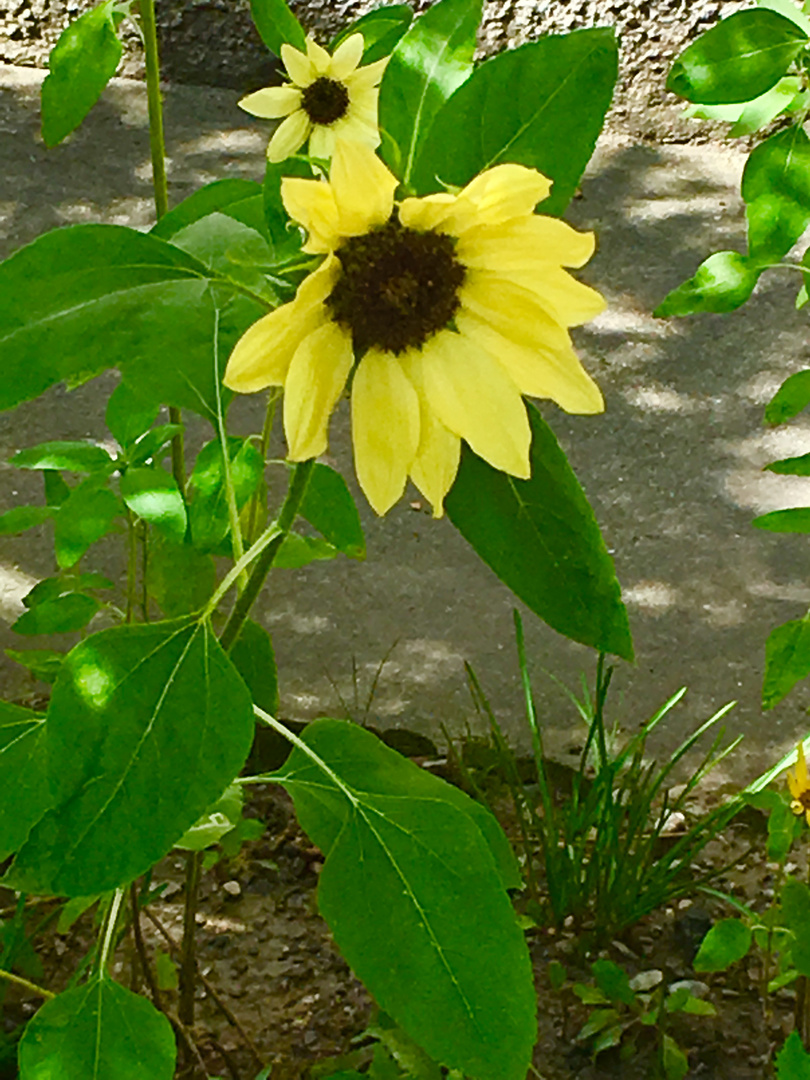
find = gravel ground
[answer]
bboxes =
[0,0,749,141]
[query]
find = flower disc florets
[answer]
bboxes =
[302,77,351,126]
[326,216,466,355]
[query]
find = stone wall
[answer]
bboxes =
[1,0,748,139]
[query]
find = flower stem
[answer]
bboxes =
[138,0,186,492]
[219,459,314,651]
[0,968,54,1001]
[247,388,282,545]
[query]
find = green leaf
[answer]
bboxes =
[759,0,810,37]
[753,507,810,532]
[680,995,716,1016]
[171,213,278,304]
[44,470,71,507]
[577,1008,620,1042]
[249,0,306,56]
[6,617,254,896]
[693,918,752,972]
[18,974,176,1080]
[230,618,279,716]
[662,1035,689,1080]
[271,719,536,1080]
[53,476,121,568]
[263,157,312,257]
[105,382,159,448]
[766,452,810,474]
[120,466,187,541]
[378,0,482,186]
[766,369,810,424]
[147,534,217,618]
[300,463,366,559]
[781,877,810,976]
[11,440,113,473]
[126,424,184,468]
[6,648,64,684]
[0,223,265,418]
[776,1029,810,1079]
[332,5,414,64]
[592,959,635,1006]
[367,1013,443,1080]
[12,593,99,636]
[175,783,243,851]
[654,251,760,316]
[768,799,800,859]
[666,9,807,104]
[0,702,49,861]
[731,75,803,135]
[155,950,179,991]
[41,0,123,147]
[0,506,55,536]
[188,437,265,553]
[274,533,339,569]
[742,125,810,264]
[412,29,618,216]
[57,894,100,934]
[762,614,810,708]
[572,984,611,1005]
[151,178,263,240]
[445,403,633,661]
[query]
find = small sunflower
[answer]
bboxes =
[239,34,387,163]
[224,140,606,516]
[788,743,810,825]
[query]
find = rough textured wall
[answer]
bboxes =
[1,0,749,139]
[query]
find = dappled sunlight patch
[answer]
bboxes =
[723,426,810,513]
[55,196,154,229]
[748,577,810,603]
[72,655,116,711]
[0,562,38,623]
[623,380,703,414]
[174,129,268,159]
[623,580,679,614]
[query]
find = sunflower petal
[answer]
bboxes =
[455,309,603,415]
[282,177,340,252]
[239,86,302,119]
[344,56,390,92]
[485,265,606,326]
[414,331,531,479]
[351,350,420,514]
[399,193,457,232]
[458,216,597,270]
[305,36,333,76]
[281,43,316,87]
[284,321,354,460]
[400,353,461,517]
[308,124,337,161]
[799,743,808,788]
[451,164,553,231]
[331,139,397,236]
[330,33,365,80]
[267,109,312,163]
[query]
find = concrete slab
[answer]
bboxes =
[2,64,809,789]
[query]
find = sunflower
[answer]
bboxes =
[239,34,387,164]
[788,743,810,825]
[224,140,606,516]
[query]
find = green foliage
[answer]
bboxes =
[18,975,176,1080]
[743,125,810,265]
[763,614,810,708]
[151,178,263,241]
[378,0,482,186]
[693,918,753,972]
[776,1030,810,1079]
[654,251,760,317]
[6,648,64,684]
[53,477,122,569]
[249,0,307,57]
[300,463,366,560]
[666,9,807,104]
[12,592,99,636]
[754,508,810,532]
[767,370,810,424]
[413,28,618,216]
[40,0,123,147]
[446,403,633,661]
[270,717,535,1079]
[11,441,113,473]
[332,5,414,64]
[230,618,279,716]
[146,534,216,617]
[187,437,264,553]
[120,466,186,541]
[175,782,244,851]
[6,618,255,896]
[0,703,49,861]
[0,506,55,536]
[781,877,810,975]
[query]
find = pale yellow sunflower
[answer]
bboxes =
[788,743,810,825]
[224,140,606,516]
[239,34,387,163]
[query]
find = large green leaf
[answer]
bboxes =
[41,0,123,147]
[150,178,263,240]
[412,29,618,216]
[230,619,279,716]
[763,615,810,709]
[6,617,254,896]
[18,975,176,1080]
[378,0,482,187]
[249,0,307,56]
[0,223,265,417]
[11,441,113,474]
[300,463,365,559]
[171,213,277,304]
[332,4,414,64]
[666,9,807,104]
[0,702,49,861]
[444,403,633,661]
[146,535,216,617]
[120,466,187,541]
[766,369,810,424]
[654,251,760,317]
[742,125,810,264]
[271,719,533,1080]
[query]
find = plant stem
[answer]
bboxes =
[139,520,149,622]
[0,968,54,1000]
[126,509,137,623]
[219,459,314,651]
[247,388,282,545]
[212,305,246,590]
[178,850,202,1026]
[138,0,186,492]
[130,882,162,1010]
[99,888,125,975]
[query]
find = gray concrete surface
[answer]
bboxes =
[2,63,810,790]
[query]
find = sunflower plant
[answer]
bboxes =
[0,0,628,1075]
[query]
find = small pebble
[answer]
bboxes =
[223,880,241,897]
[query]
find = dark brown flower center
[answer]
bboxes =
[326,216,466,355]
[799,790,810,810]
[301,77,350,126]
